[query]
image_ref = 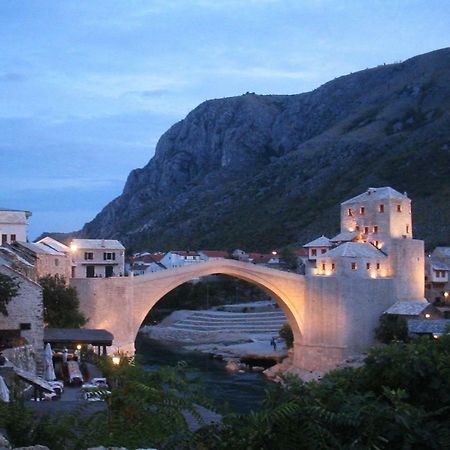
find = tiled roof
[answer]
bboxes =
[341,187,406,205]
[199,250,229,258]
[408,319,450,335]
[303,236,332,248]
[384,300,430,315]
[430,260,450,271]
[330,231,356,242]
[44,328,114,345]
[14,241,65,256]
[322,242,385,258]
[71,239,125,250]
[37,237,70,253]
[433,247,450,258]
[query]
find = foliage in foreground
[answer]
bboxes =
[2,336,450,449]
[374,313,409,343]
[195,335,450,449]
[0,272,19,316]
[0,358,211,449]
[39,274,87,328]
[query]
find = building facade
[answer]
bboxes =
[70,239,125,278]
[0,209,31,245]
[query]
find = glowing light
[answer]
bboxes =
[112,356,120,366]
[444,292,449,298]
[76,344,82,350]
[70,243,78,252]
[272,251,277,256]
[348,228,354,232]
[370,273,377,279]
[425,313,431,319]
[433,334,440,339]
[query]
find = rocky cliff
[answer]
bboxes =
[82,48,450,251]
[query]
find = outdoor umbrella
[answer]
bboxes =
[44,343,56,381]
[0,376,9,402]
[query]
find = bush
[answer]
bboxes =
[279,323,294,348]
[375,314,409,343]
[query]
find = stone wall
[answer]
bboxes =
[3,344,38,373]
[0,265,44,360]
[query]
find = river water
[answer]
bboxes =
[135,334,271,414]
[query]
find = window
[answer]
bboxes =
[374,240,379,248]
[20,323,31,330]
[1,234,6,244]
[311,249,317,256]
[347,208,353,216]
[376,263,380,270]
[10,234,16,242]
[397,204,402,212]
[331,263,335,271]
[84,252,93,260]
[406,225,410,234]
[379,204,384,213]
[364,226,369,234]
[351,262,357,270]
[360,207,365,215]
[54,259,59,267]
[103,252,116,260]
[86,265,95,278]
[321,248,326,254]
[373,226,378,233]
[366,263,371,270]
[322,263,326,271]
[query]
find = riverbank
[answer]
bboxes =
[139,307,289,370]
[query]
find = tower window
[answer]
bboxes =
[364,226,369,234]
[374,241,379,248]
[397,204,402,212]
[347,208,353,216]
[379,204,384,213]
[331,263,335,271]
[376,263,380,270]
[360,207,365,215]
[406,224,410,234]
[373,226,378,233]
[366,263,371,270]
[351,262,357,271]
[322,263,326,271]
[355,225,360,231]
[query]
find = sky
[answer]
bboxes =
[0,0,449,239]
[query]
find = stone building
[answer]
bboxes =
[69,239,125,278]
[425,247,450,304]
[0,209,31,245]
[0,264,44,352]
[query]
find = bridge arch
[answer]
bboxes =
[131,259,306,353]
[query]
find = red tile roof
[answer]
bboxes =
[199,250,229,258]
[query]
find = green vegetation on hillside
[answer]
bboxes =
[0,272,19,316]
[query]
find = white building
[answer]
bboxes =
[303,235,332,261]
[0,209,32,245]
[160,251,202,269]
[69,239,125,278]
[198,250,229,261]
[127,252,166,276]
[312,187,424,303]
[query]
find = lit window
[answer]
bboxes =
[322,263,326,271]
[332,263,335,271]
[373,226,378,233]
[351,262,357,270]
[355,225,360,231]
[379,204,384,213]
[397,204,402,212]
[360,207,365,215]
[364,226,369,234]
[374,240,379,247]
[347,208,353,216]
[366,263,371,270]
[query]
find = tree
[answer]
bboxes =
[0,272,19,316]
[374,314,409,343]
[39,275,87,328]
[279,323,294,348]
[280,246,298,271]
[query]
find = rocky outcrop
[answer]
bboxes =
[81,48,450,251]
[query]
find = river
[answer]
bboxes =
[135,334,271,414]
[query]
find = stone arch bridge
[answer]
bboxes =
[72,259,394,371]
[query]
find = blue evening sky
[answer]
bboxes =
[1,0,449,239]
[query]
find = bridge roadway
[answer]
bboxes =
[72,259,395,372]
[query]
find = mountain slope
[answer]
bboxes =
[82,48,450,251]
